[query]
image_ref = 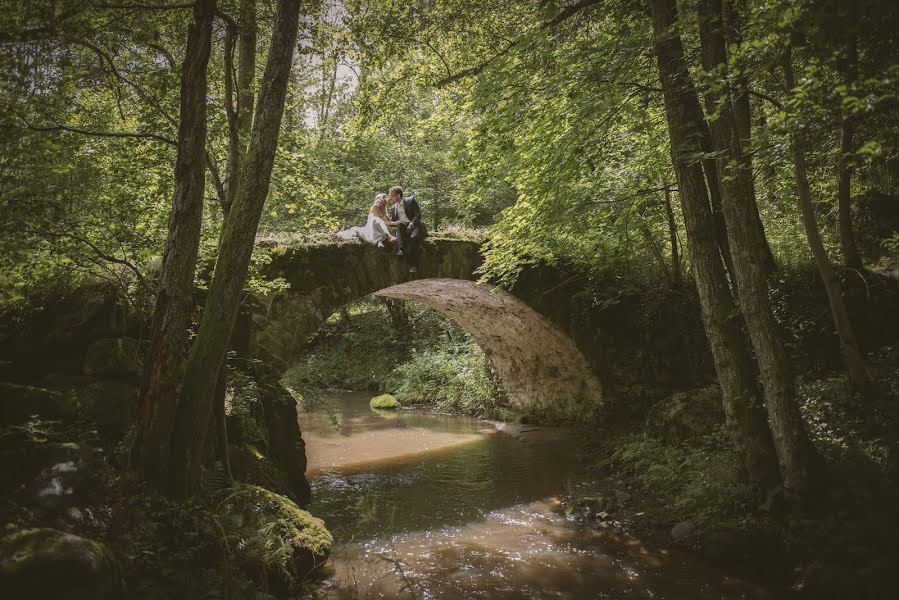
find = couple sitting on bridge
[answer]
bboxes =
[337,186,427,272]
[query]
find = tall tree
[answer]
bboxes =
[134,0,216,490]
[223,0,257,214]
[837,9,863,270]
[696,0,817,500]
[648,0,780,490]
[783,44,870,392]
[168,0,302,499]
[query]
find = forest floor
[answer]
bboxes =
[562,347,899,600]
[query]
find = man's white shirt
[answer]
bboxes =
[395,201,410,224]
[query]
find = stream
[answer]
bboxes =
[300,390,780,599]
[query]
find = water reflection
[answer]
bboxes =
[301,391,779,599]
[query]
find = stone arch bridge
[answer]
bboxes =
[237,237,602,421]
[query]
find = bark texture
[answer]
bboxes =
[648,0,780,490]
[697,0,815,500]
[168,0,302,499]
[135,0,216,490]
[838,22,863,270]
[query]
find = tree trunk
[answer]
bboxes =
[698,0,816,501]
[783,47,870,393]
[838,23,863,270]
[134,0,216,491]
[383,297,409,329]
[168,0,302,499]
[223,0,257,213]
[648,0,780,491]
[699,136,735,276]
[212,363,233,482]
[664,186,681,284]
[721,0,777,274]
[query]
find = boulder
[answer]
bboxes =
[646,385,724,445]
[671,520,694,542]
[0,382,79,423]
[218,484,332,588]
[69,380,139,439]
[0,441,83,492]
[370,394,401,409]
[258,375,311,506]
[82,338,143,381]
[0,528,124,600]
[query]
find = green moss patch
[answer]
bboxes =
[370,394,401,409]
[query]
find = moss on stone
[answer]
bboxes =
[223,483,333,572]
[370,394,401,409]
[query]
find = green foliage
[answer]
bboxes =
[607,428,757,528]
[214,484,332,587]
[282,297,504,417]
[383,341,504,417]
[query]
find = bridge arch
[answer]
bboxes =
[240,238,602,421]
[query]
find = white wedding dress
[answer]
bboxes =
[337,213,392,245]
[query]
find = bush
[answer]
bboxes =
[383,342,504,417]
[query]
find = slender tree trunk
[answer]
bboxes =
[134,0,216,491]
[637,207,671,280]
[383,297,409,329]
[648,0,780,491]
[168,0,302,499]
[722,0,777,274]
[223,0,257,213]
[699,136,735,276]
[212,363,233,481]
[783,47,870,392]
[664,186,681,283]
[237,0,257,143]
[698,0,816,501]
[838,23,863,270]
[318,50,339,142]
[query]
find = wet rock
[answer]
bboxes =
[0,382,78,423]
[69,380,139,439]
[26,447,105,514]
[0,441,82,492]
[671,520,694,542]
[614,489,631,505]
[82,337,143,381]
[646,385,724,444]
[0,528,124,600]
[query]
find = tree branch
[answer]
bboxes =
[13,117,177,145]
[435,0,604,88]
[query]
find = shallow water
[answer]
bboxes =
[300,391,780,599]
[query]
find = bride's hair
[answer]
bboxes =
[373,193,387,207]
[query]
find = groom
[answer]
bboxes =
[387,186,426,273]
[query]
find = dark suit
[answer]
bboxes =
[389,196,427,268]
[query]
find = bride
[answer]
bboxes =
[337,193,396,247]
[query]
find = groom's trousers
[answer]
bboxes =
[396,223,421,268]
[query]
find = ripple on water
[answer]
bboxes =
[304,391,782,600]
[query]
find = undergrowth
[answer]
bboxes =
[282,297,504,417]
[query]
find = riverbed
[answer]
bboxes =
[300,390,780,599]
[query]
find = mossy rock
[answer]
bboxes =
[69,380,139,440]
[219,484,332,586]
[370,394,401,409]
[0,382,79,423]
[0,528,124,599]
[82,337,143,381]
